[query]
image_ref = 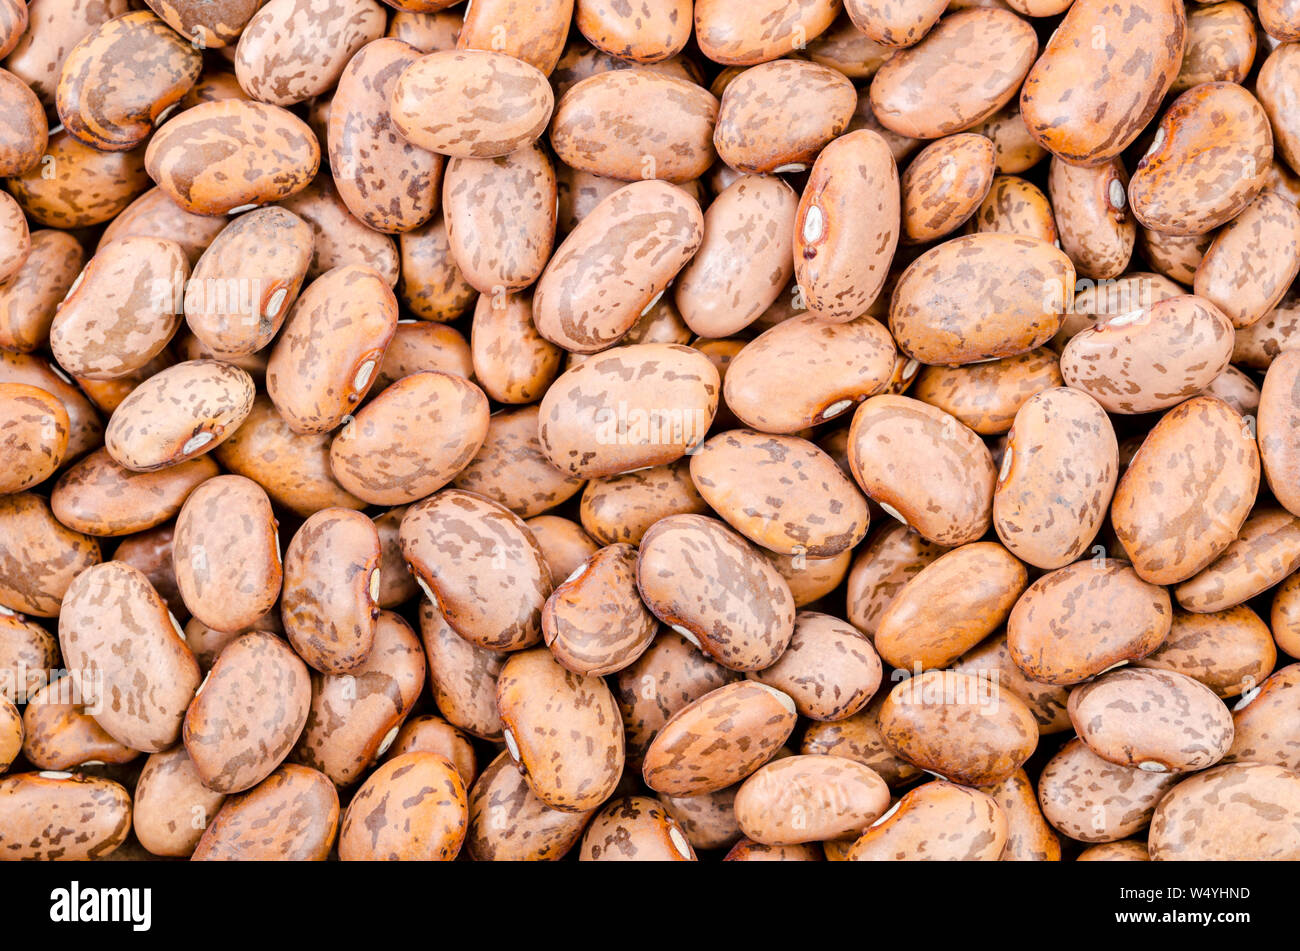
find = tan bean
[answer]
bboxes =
[0,771,131,860]
[191,763,338,860]
[846,781,1007,861]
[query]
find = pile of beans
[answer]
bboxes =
[2,0,1300,863]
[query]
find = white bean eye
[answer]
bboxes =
[352,360,376,393]
[802,205,825,243]
[1108,179,1127,211]
[182,431,214,455]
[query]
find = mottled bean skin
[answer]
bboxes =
[466,750,592,861]
[330,371,488,506]
[1019,0,1186,166]
[869,9,1037,140]
[952,634,1072,735]
[0,772,131,860]
[0,611,59,704]
[444,142,555,294]
[0,68,45,179]
[980,769,1060,862]
[390,50,554,158]
[847,0,947,48]
[173,475,281,634]
[401,489,552,651]
[265,265,398,436]
[725,315,898,433]
[419,601,505,741]
[1194,190,1300,330]
[551,69,716,183]
[890,233,1074,366]
[848,395,996,546]
[132,746,226,857]
[1007,559,1172,686]
[1069,668,1234,773]
[280,175,401,286]
[794,131,900,323]
[994,387,1118,569]
[0,383,69,494]
[58,561,200,751]
[21,678,138,771]
[614,629,740,767]
[1149,762,1300,860]
[191,764,338,860]
[496,647,624,812]
[184,632,310,794]
[0,493,101,618]
[1175,508,1300,614]
[49,237,188,381]
[1112,396,1259,586]
[642,681,796,795]
[0,230,83,353]
[913,348,1062,436]
[469,293,562,404]
[902,133,995,243]
[847,781,1008,861]
[1173,1,1256,94]
[235,0,385,106]
[144,0,262,49]
[7,130,149,229]
[579,795,696,861]
[1257,43,1300,179]
[537,344,719,478]
[281,508,381,674]
[969,175,1057,244]
[460,0,573,73]
[145,99,320,215]
[715,60,854,174]
[690,429,869,557]
[735,755,890,845]
[579,461,705,547]
[636,514,796,672]
[845,523,948,640]
[398,215,478,322]
[534,181,700,353]
[749,612,881,722]
[451,403,584,518]
[874,542,1027,671]
[213,394,365,518]
[52,448,216,538]
[1224,664,1300,770]
[878,670,1038,786]
[1137,606,1276,700]
[4,0,132,108]
[1128,82,1272,237]
[338,752,466,861]
[1038,738,1178,843]
[675,175,796,339]
[694,0,838,66]
[56,11,202,152]
[542,543,656,676]
[1260,352,1300,519]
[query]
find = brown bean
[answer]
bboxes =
[1069,667,1234,773]
[794,131,900,323]
[186,208,314,357]
[0,383,69,494]
[0,771,131,860]
[878,670,1038,786]
[1128,82,1272,236]
[0,230,83,353]
[8,130,149,229]
[401,489,552,651]
[384,714,477,788]
[338,752,466,861]
[1112,396,1259,585]
[20,677,138,771]
[391,50,554,158]
[266,266,398,435]
[1149,762,1300,860]
[643,680,796,795]
[750,612,881,722]
[293,611,424,785]
[1007,558,1171,685]
[869,9,1037,139]
[637,514,796,671]
[694,0,839,66]
[58,561,200,751]
[875,542,1027,670]
[56,11,202,152]
[735,754,890,845]
[0,493,101,618]
[846,781,1007,861]
[579,795,695,860]
[496,647,624,812]
[0,67,47,177]
[191,763,338,860]
[1020,0,1186,166]
[466,750,592,861]
[444,143,555,294]
[184,631,310,794]
[848,395,996,546]
[1038,737,1177,843]
[132,746,226,857]
[419,601,505,741]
